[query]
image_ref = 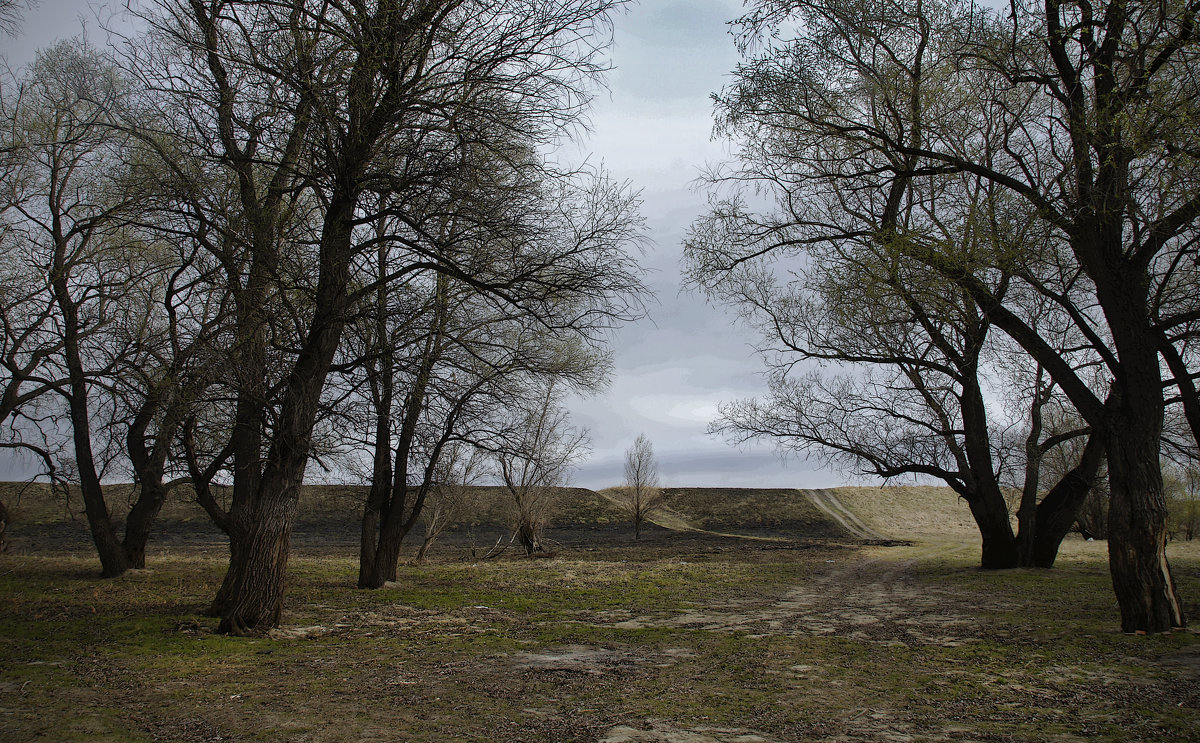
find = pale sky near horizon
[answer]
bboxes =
[1,0,855,491]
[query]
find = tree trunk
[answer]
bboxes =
[964,493,1018,569]
[214,481,298,635]
[121,481,170,569]
[518,520,541,555]
[210,187,357,633]
[53,258,130,577]
[1028,434,1105,568]
[363,515,413,588]
[959,363,1018,569]
[0,498,9,552]
[360,306,443,588]
[1093,259,1186,631]
[1106,411,1186,632]
[358,251,393,589]
[357,422,391,587]
[415,534,435,563]
[68,374,130,578]
[1015,482,1040,568]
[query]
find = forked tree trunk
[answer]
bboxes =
[121,481,169,569]
[415,533,437,563]
[357,434,391,587]
[213,482,298,635]
[517,519,544,555]
[1027,435,1105,568]
[364,513,413,588]
[210,188,357,634]
[360,292,445,589]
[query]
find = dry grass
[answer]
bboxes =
[832,484,978,539]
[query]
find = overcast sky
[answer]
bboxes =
[2,0,851,490]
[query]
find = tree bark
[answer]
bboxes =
[1028,434,1105,568]
[121,481,169,569]
[54,265,130,578]
[214,193,356,634]
[1106,391,1186,632]
[960,367,1018,569]
[214,483,297,635]
[360,276,447,589]
[963,492,1018,569]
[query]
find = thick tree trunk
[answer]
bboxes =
[363,499,410,588]
[1015,484,1040,567]
[958,362,1019,569]
[1094,260,1186,631]
[517,518,544,555]
[213,196,355,633]
[215,476,299,635]
[964,493,1018,569]
[1106,415,1186,633]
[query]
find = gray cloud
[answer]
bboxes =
[607,0,743,108]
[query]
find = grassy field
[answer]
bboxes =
[1,484,1198,742]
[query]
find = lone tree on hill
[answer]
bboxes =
[622,433,664,539]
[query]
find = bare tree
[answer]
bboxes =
[0,0,34,37]
[493,381,589,555]
[622,433,663,539]
[0,38,176,576]
[123,0,640,633]
[690,0,1193,632]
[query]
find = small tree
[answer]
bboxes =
[494,381,588,555]
[416,441,484,563]
[622,433,664,539]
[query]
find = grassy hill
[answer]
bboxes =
[0,479,975,548]
[657,487,841,535]
[830,484,977,538]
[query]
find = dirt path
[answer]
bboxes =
[604,541,983,647]
[803,488,894,541]
[590,541,999,743]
